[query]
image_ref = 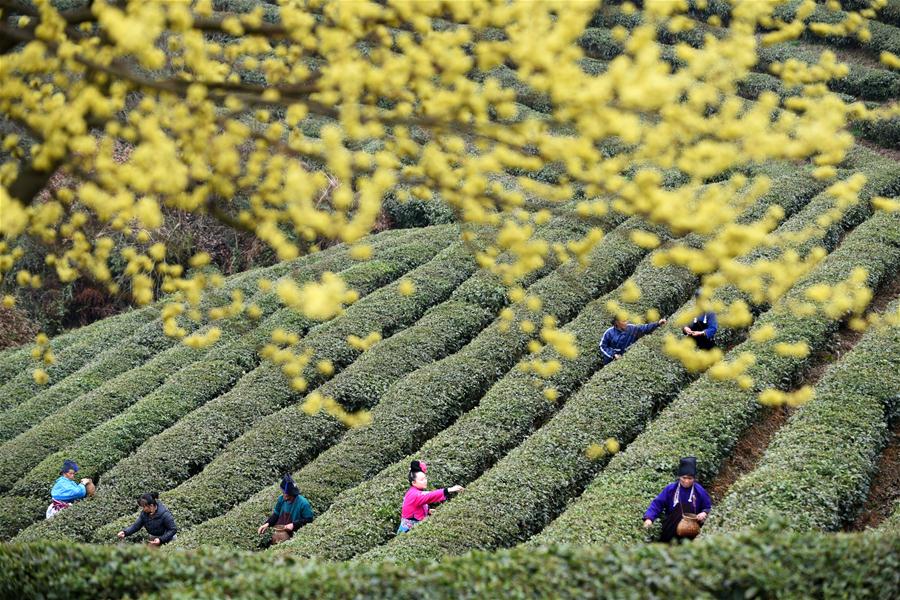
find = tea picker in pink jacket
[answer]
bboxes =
[397,460,464,533]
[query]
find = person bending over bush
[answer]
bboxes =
[47,459,94,519]
[117,492,178,546]
[398,460,464,533]
[258,474,314,546]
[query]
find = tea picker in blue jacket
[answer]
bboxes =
[47,459,94,519]
[599,315,667,365]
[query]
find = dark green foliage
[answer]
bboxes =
[360,168,832,562]
[11,230,457,544]
[854,117,900,149]
[708,298,900,532]
[100,241,488,540]
[532,209,900,547]
[1,530,898,600]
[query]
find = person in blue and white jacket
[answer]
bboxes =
[47,459,93,519]
[599,315,667,365]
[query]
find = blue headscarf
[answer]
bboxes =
[60,459,79,474]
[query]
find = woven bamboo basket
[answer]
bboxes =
[271,525,290,545]
[676,513,700,539]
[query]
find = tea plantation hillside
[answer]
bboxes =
[2,0,900,598]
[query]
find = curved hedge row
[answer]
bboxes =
[532,208,900,547]
[172,213,632,551]
[0,236,446,541]
[11,231,457,544]
[584,4,900,102]
[0,308,159,414]
[4,230,423,500]
[773,1,900,57]
[274,218,684,561]
[855,117,900,151]
[359,168,831,561]
[0,229,419,394]
[0,231,416,501]
[103,246,495,538]
[706,298,900,533]
[285,160,849,561]
[0,237,359,441]
[0,233,329,411]
[0,306,155,391]
[0,319,190,444]
[1,530,898,600]
[133,218,590,542]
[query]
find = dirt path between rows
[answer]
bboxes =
[707,272,900,505]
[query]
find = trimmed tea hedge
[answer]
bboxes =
[12,231,456,544]
[0,319,186,443]
[707,298,900,533]
[0,308,159,414]
[0,307,155,391]
[532,209,900,547]
[0,227,414,496]
[0,238,447,541]
[275,163,830,560]
[172,215,630,551]
[854,117,900,150]
[109,246,490,538]
[0,233,331,411]
[1,529,899,600]
[757,43,900,103]
[274,218,681,561]
[281,163,834,561]
[586,3,900,103]
[142,218,589,542]
[0,237,367,440]
[773,1,900,57]
[361,168,829,561]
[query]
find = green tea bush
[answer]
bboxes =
[1,529,898,600]
[361,169,834,562]
[0,309,159,413]
[0,307,154,390]
[0,229,419,499]
[707,298,900,532]
[106,240,494,539]
[532,208,900,547]
[11,230,456,544]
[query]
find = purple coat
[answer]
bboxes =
[644,482,712,521]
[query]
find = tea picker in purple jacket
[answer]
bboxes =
[643,457,712,543]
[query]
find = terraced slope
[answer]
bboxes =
[1,2,898,576]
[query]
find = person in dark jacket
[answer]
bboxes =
[643,457,712,543]
[117,492,177,546]
[600,315,667,364]
[682,291,718,350]
[258,474,314,545]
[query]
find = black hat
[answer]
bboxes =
[678,457,697,477]
[410,460,427,475]
[280,474,300,497]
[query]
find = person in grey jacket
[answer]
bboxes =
[116,492,177,546]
